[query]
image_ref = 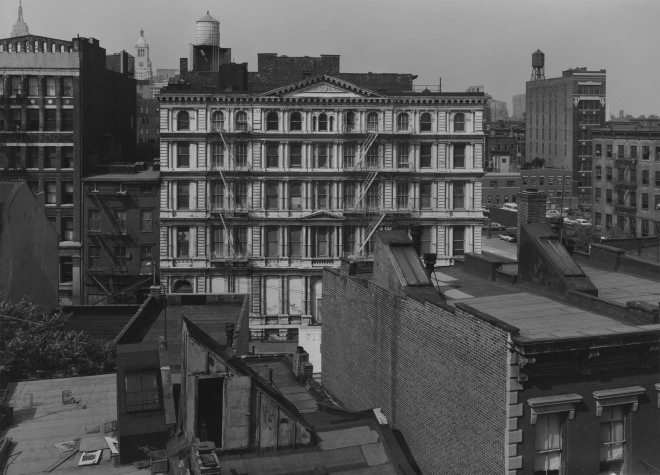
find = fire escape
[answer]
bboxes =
[613,153,638,223]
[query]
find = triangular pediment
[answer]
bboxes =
[260,75,383,99]
[301,210,345,220]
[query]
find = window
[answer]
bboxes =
[642,146,650,160]
[63,77,73,96]
[265,227,279,257]
[606,144,613,158]
[397,113,409,131]
[420,227,432,254]
[289,181,302,210]
[599,406,626,474]
[595,144,602,157]
[211,143,223,168]
[88,246,100,268]
[46,77,57,96]
[266,181,279,210]
[315,182,330,210]
[642,219,649,237]
[177,182,190,210]
[177,142,190,168]
[343,181,356,208]
[366,183,380,209]
[397,182,409,209]
[45,181,57,204]
[317,113,328,132]
[642,169,649,185]
[606,213,613,229]
[606,167,612,181]
[420,112,432,132]
[507,180,516,187]
[534,413,564,475]
[62,182,73,204]
[125,370,160,412]
[234,142,248,167]
[343,143,356,168]
[540,177,545,186]
[266,111,279,131]
[367,112,378,132]
[630,145,637,159]
[453,226,465,255]
[656,147,660,161]
[523,176,528,186]
[366,145,379,168]
[235,111,248,132]
[177,111,190,130]
[114,210,127,233]
[606,189,612,204]
[139,245,153,268]
[140,210,153,232]
[596,166,602,180]
[62,109,73,131]
[315,143,332,168]
[595,188,601,203]
[27,77,39,96]
[234,181,248,209]
[10,109,21,131]
[43,147,56,169]
[289,143,302,168]
[420,182,432,209]
[289,227,302,258]
[26,147,38,168]
[233,226,247,255]
[656,171,660,187]
[177,227,190,257]
[289,111,302,131]
[211,182,223,209]
[266,143,279,168]
[89,210,101,231]
[454,113,465,132]
[642,193,649,210]
[531,177,537,186]
[27,109,39,130]
[61,218,74,241]
[397,143,410,168]
[61,147,73,168]
[113,245,127,267]
[211,227,224,257]
[211,111,224,132]
[420,143,432,168]
[453,144,466,168]
[60,256,73,282]
[345,111,357,132]
[618,145,624,158]
[453,183,465,209]
[45,109,57,131]
[343,226,356,256]
[312,227,331,257]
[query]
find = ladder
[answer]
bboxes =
[91,194,122,234]
[353,133,378,169]
[211,129,237,252]
[355,212,387,254]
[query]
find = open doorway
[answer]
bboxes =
[197,377,223,446]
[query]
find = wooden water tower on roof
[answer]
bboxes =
[531,50,545,81]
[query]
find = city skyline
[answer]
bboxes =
[2,0,660,116]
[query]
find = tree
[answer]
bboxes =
[0,295,115,380]
[570,225,602,254]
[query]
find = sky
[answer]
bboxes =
[2,0,659,116]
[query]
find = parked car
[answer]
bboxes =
[563,217,577,225]
[498,233,517,243]
[545,209,560,218]
[574,218,592,226]
[484,222,506,231]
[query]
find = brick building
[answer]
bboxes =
[0,23,136,305]
[81,165,159,304]
[591,121,660,237]
[512,93,525,121]
[483,172,521,207]
[322,217,660,473]
[157,13,486,340]
[526,65,607,204]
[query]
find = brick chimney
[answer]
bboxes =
[517,189,547,253]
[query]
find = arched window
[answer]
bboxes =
[454,113,465,132]
[8,43,13,52]
[177,111,190,131]
[266,111,279,131]
[16,42,21,53]
[173,279,193,293]
[420,112,432,132]
[289,111,302,131]
[211,111,224,132]
[397,113,409,131]
[60,45,66,53]
[34,40,39,52]
[367,112,378,132]
[318,113,328,132]
[235,111,248,132]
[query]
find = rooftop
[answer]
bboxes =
[3,374,148,474]
[81,171,160,183]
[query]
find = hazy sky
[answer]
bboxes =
[3,0,659,116]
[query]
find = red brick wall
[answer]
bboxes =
[322,268,510,474]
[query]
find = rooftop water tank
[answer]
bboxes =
[196,11,220,46]
[532,50,545,68]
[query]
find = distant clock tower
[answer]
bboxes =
[135,29,152,80]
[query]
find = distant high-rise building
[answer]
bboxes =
[135,29,152,80]
[10,0,29,38]
[466,85,484,93]
[486,99,508,122]
[526,63,606,204]
[512,93,526,121]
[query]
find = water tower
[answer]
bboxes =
[191,11,231,72]
[195,11,220,47]
[531,50,545,81]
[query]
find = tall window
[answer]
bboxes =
[600,406,626,474]
[317,113,328,131]
[266,182,279,210]
[62,109,73,131]
[28,77,39,96]
[397,182,409,209]
[60,257,73,282]
[114,245,127,266]
[397,112,409,131]
[289,143,302,168]
[177,111,190,131]
[211,182,223,209]
[63,77,73,96]
[366,183,380,209]
[642,145,650,160]
[177,142,190,168]
[312,227,331,257]
[140,210,153,232]
[453,226,465,255]
[315,182,330,210]
[630,146,638,159]
[235,111,248,132]
[343,181,356,208]
[642,169,649,185]
[88,246,100,268]
[595,144,602,157]
[345,111,357,132]
[45,109,57,131]
[266,111,279,131]
[177,227,190,257]
[61,147,73,168]
[61,217,74,241]
[420,143,432,168]
[125,370,160,412]
[420,181,432,209]
[235,182,248,209]
[27,109,39,130]
[289,227,302,258]
[618,145,625,158]
[453,182,465,209]
[61,182,74,204]
[421,227,432,254]
[44,147,56,168]
[289,182,302,210]
[266,143,279,168]
[211,143,223,168]
[397,143,410,168]
[233,226,247,255]
[45,181,57,204]
[115,210,127,232]
[315,143,331,168]
[234,142,248,167]
[453,112,466,133]
[343,226,356,256]
[89,210,101,231]
[265,227,279,257]
[343,143,356,168]
[289,111,302,131]
[534,413,563,475]
[453,144,466,168]
[211,111,224,131]
[45,77,57,96]
[420,112,432,132]
[211,227,224,257]
[177,182,190,210]
[367,145,379,168]
[367,112,378,132]
[140,246,153,267]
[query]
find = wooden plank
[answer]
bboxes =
[258,395,278,451]
[223,376,251,450]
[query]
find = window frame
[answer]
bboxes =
[453,144,466,168]
[176,111,190,131]
[211,111,224,132]
[125,369,161,413]
[289,111,302,131]
[420,112,432,132]
[396,112,409,132]
[420,143,432,168]
[453,113,465,132]
[177,142,190,168]
[140,210,153,232]
[266,111,279,131]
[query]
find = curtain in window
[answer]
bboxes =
[600,406,625,461]
[534,413,562,472]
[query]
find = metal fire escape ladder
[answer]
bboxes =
[89,233,118,266]
[91,193,122,234]
[353,133,378,169]
[92,276,152,306]
[210,129,236,251]
[356,212,387,254]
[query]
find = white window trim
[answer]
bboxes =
[527,393,583,424]
[593,386,645,416]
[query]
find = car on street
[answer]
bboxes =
[498,233,517,242]
[574,218,592,226]
[545,209,560,218]
[483,222,506,231]
[563,217,577,225]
